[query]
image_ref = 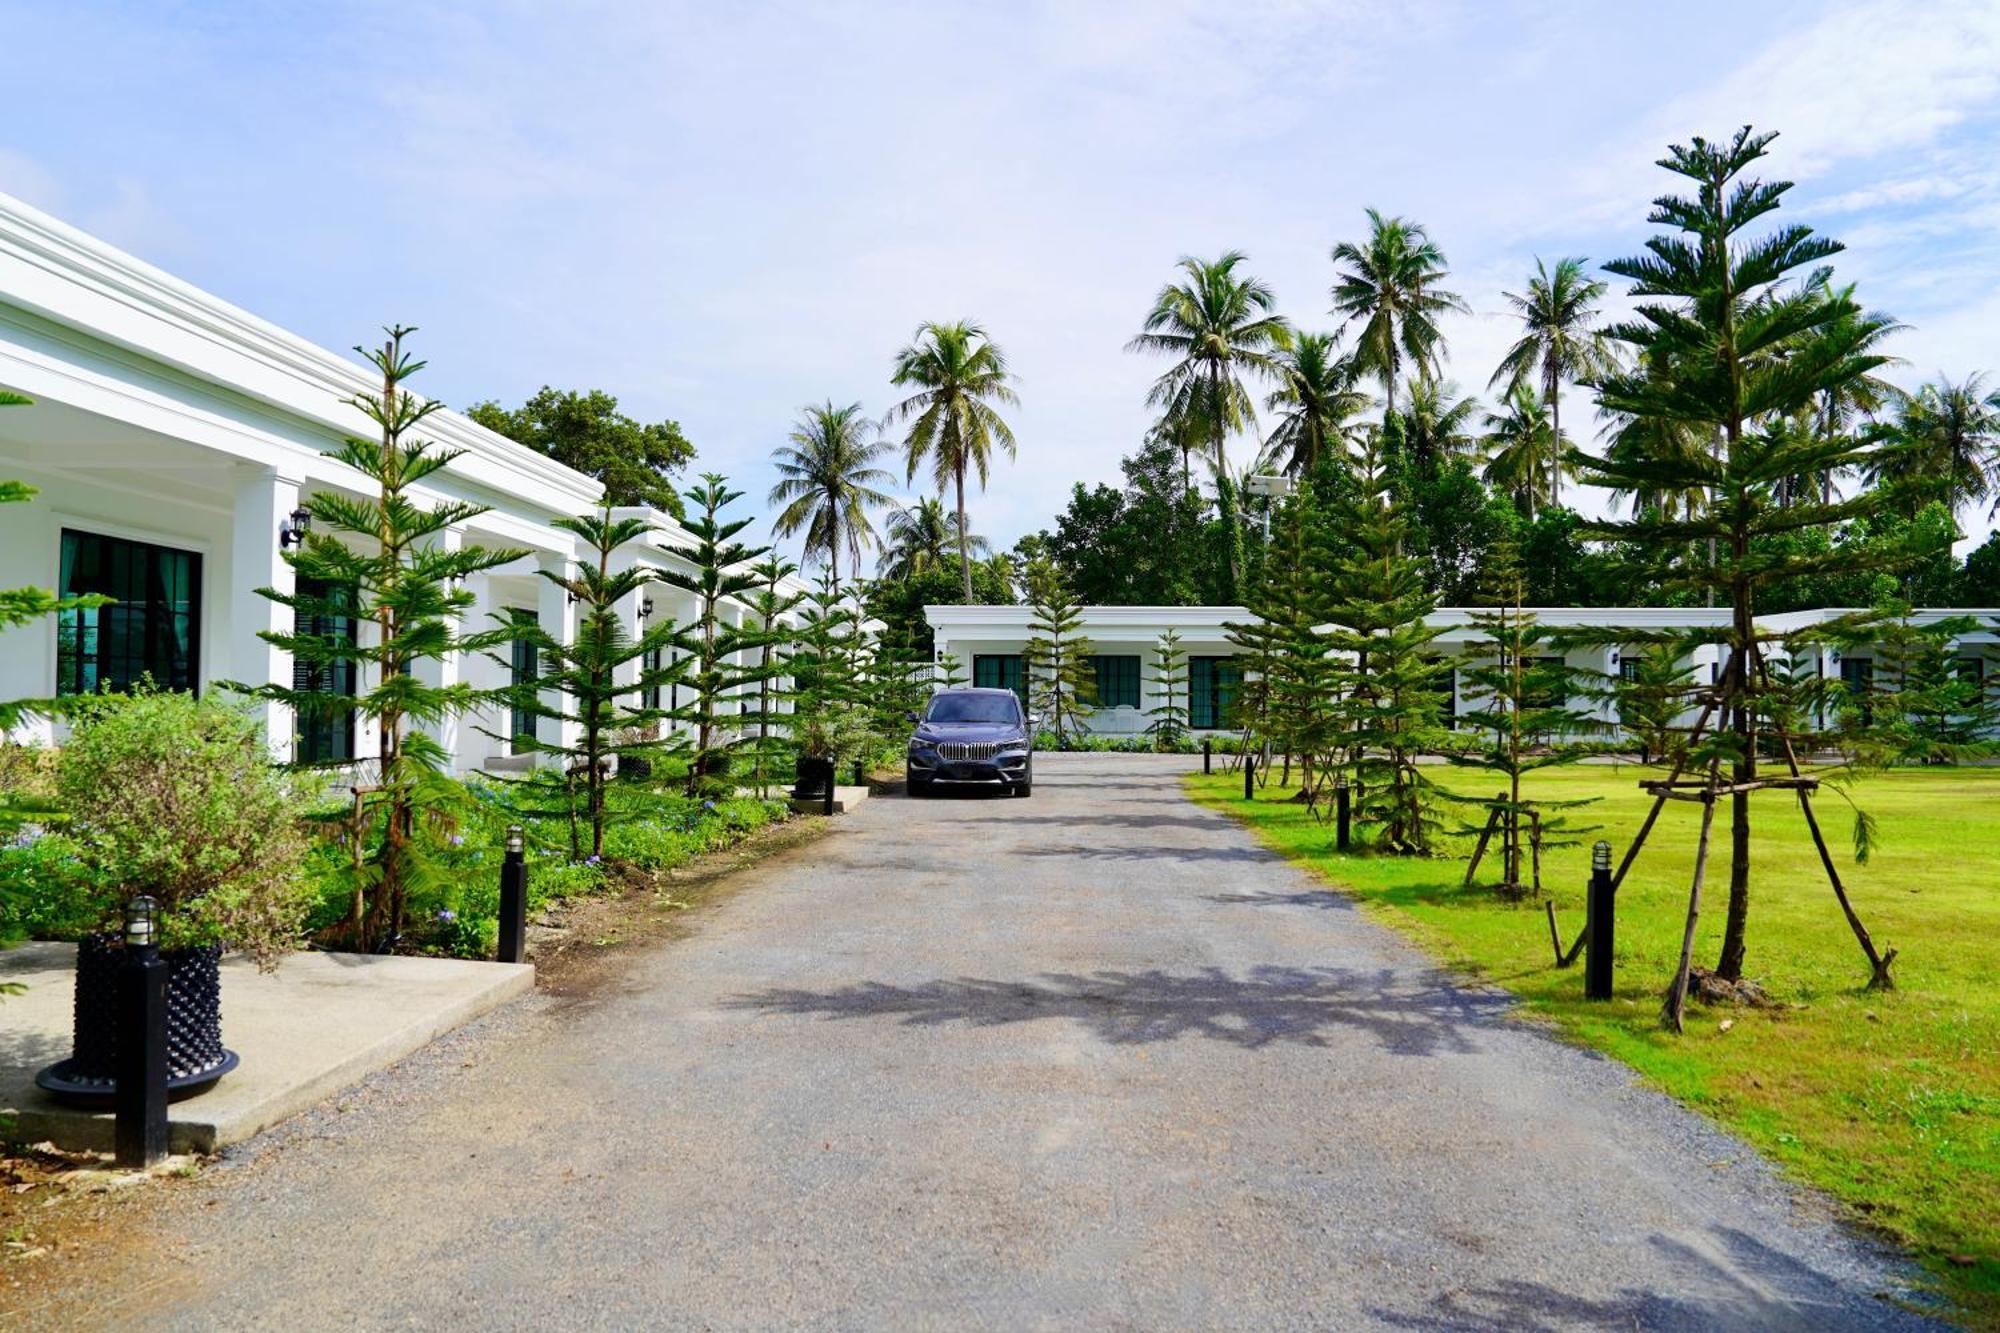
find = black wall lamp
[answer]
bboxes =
[277,506,312,550]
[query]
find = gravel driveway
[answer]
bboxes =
[44,754,1931,1330]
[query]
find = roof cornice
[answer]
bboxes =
[0,191,600,511]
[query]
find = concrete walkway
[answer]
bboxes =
[38,754,1928,1329]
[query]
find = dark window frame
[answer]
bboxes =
[294,576,358,764]
[973,653,1027,707]
[56,528,202,697]
[509,607,541,752]
[1189,656,1240,730]
[1086,654,1141,709]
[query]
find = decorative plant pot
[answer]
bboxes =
[35,934,239,1103]
[791,755,834,801]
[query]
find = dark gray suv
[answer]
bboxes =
[905,688,1034,797]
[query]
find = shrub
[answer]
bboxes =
[0,830,103,943]
[56,686,320,968]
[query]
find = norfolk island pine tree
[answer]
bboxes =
[484,506,687,861]
[1144,629,1191,752]
[1022,557,1096,749]
[657,474,776,797]
[241,327,526,951]
[1575,126,1919,995]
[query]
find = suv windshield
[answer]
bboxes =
[924,693,1021,725]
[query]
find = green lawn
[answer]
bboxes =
[1188,763,2000,1322]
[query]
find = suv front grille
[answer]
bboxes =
[938,741,1003,761]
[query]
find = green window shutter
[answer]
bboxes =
[973,654,1026,706]
[56,528,202,697]
[1189,656,1238,729]
[1087,655,1140,708]
[509,607,541,751]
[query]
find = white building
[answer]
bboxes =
[926,603,2000,736]
[0,192,811,772]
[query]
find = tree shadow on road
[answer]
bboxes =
[995,813,1237,830]
[1203,889,1352,911]
[726,965,1507,1056]
[1367,1225,1929,1331]
[1017,843,1278,864]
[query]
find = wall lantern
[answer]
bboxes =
[638,597,656,621]
[124,894,160,950]
[278,506,312,550]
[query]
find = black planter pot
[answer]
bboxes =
[35,934,239,1103]
[791,755,834,801]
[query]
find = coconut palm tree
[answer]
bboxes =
[1864,373,2000,518]
[888,321,1020,603]
[1480,385,1562,518]
[768,401,896,594]
[1802,277,1905,504]
[1329,209,1467,417]
[1264,331,1369,476]
[1126,252,1292,597]
[877,497,989,581]
[1489,256,1620,508]
[1399,374,1480,478]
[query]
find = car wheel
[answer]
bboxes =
[1014,768,1032,797]
[906,771,931,798]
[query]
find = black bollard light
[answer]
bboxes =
[115,895,168,1169]
[1243,752,1255,800]
[1335,777,1351,851]
[1585,839,1614,1000]
[498,825,528,965]
[1202,738,1212,775]
[851,758,865,788]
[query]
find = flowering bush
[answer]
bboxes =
[56,686,321,967]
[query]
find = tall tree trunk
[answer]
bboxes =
[828,508,841,598]
[1548,365,1563,511]
[955,467,973,604]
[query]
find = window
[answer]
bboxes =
[509,608,540,752]
[1533,655,1570,707]
[1189,656,1240,730]
[1619,657,1642,683]
[973,654,1026,706]
[294,578,358,764]
[1441,665,1458,725]
[1841,657,1874,726]
[56,529,201,696]
[643,644,664,712]
[1087,654,1140,709]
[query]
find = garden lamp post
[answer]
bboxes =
[1586,840,1615,1000]
[116,894,168,1169]
[498,825,528,965]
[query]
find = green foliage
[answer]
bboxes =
[1022,431,1222,605]
[1329,209,1467,417]
[0,831,103,945]
[467,386,695,519]
[889,320,1020,602]
[864,561,1014,658]
[768,402,895,589]
[55,687,320,967]
[1022,558,1096,747]
[1319,449,1454,853]
[1576,127,1916,980]
[741,558,808,796]
[1610,639,1704,767]
[491,508,686,860]
[1126,252,1291,601]
[239,327,525,951]
[1444,536,1604,892]
[1835,605,1998,764]
[657,474,776,795]
[784,573,876,766]
[1144,630,1190,750]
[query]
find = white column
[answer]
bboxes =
[229,466,301,758]
[537,552,578,760]
[416,525,465,769]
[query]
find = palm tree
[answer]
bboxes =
[1126,252,1291,596]
[1802,277,1904,504]
[888,321,1020,603]
[1480,385,1562,518]
[767,401,896,594]
[1865,373,2000,518]
[1489,256,1620,508]
[878,497,989,581]
[1400,374,1479,477]
[1264,331,1369,476]
[1329,209,1467,417]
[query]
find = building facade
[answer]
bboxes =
[0,192,810,773]
[926,604,2000,737]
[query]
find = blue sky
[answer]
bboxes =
[5,0,1999,562]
